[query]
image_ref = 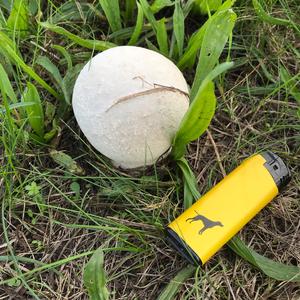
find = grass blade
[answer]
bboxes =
[128,2,144,45]
[52,44,73,69]
[252,0,291,26]
[99,0,122,32]
[190,9,236,99]
[36,56,70,104]
[39,22,116,51]
[157,265,195,300]
[173,1,185,57]
[0,62,17,103]
[139,0,157,27]
[139,0,169,55]
[156,18,169,56]
[125,0,136,23]
[83,248,109,300]
[151,0,173,14]
[176,157,200,209]
[7,0,29,38]
[22,82,44,138]
[279,65,300,104]
[228,237,300,282]
[0,31,60,99]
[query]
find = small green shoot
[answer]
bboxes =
[157,265,196,300]
[83,248,109,300]
[22,82,44,138]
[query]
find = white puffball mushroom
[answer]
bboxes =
[72,46,189,169]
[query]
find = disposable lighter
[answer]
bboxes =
[166,151,290,265]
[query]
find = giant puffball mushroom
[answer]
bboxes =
[72,46,189,169]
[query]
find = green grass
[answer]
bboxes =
[0,0,300,299]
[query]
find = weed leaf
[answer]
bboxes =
[50,150,85,175]
[172,62,234,159]
[194,0,222,14]
[151,0,173,14]
[99,0,122,32]
[190,9,236,99]
[22,82,44,138]
[178,0,236,70]
[7,0,29,38]
[176,157,200,209]
[128,2,144,45]
[83,248,109,300]
[156,18,168,56]
[228,236,300,282]
[173,1,185,57]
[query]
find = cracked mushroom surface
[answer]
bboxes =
[73,46,189,169]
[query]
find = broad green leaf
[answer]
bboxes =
[194,0,222,14]
[0,63,17,103]
[157,265,196,300]
[156,18,168,56]
[178,0,236,70]
[22,82,44,137]
[252,0,291,26]
[83,248,109,300]
[99,0,122,32]
[39,22,116,51]
[176,157,200,209]
[173,81,216,159]
[50,150,85,175]
[0,31,60,99]
[128,2,144,45]
[151,0,173,14]
[173,1,185,57]
[172,62,233,159]
[190,9,236,99]
[228,237,300,282]
[7,0,29,38]
[36,56,69,104]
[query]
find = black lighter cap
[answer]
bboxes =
[261,151,291,191]
[166,227,202,265]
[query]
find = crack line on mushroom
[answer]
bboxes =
[105,87,189,113]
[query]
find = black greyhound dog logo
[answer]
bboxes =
[186,211,223,235]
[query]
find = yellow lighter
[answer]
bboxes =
[166,151,290,265]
